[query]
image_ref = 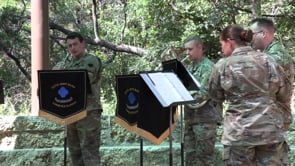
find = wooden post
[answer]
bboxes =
[31,0,50,115]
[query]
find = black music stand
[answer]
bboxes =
[115,74,178,166]
[162,59,201,91]
[162,59,202,166]
[140,71,195,166]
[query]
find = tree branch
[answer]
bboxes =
[92,0,100,41]
[49,21,146,56]
[0,42,31,81]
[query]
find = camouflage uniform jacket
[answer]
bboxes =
[209,46,292,146]
[184,56,221,124]
[54,53,102,111]
[264,40,294,82]
[264,41,294,129]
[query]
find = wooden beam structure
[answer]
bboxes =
[31,0,50,115]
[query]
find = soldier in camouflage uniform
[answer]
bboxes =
[249,18,294,131]
[183,35,222,166]
[53,32,103,166]
[209,24,292,165]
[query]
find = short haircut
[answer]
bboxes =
[184,35,203,45]
[66,32,84,42]
[249,18,275,33]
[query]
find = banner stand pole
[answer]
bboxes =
[169,106,173,166]
[180,105,184,166]
[140,138,143,166]
[64,127,67,166]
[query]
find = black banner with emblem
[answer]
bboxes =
[38,70,90,125]
[115,74,177,145]
[114,74,140,132]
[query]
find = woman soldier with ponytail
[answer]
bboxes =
[208,24,291,165]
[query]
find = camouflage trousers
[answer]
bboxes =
[184,122,217,166]
[67,110,102,166]
[223,141,289,166]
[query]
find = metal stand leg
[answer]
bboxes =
[64,127,67,166]
[169,106,173,166]
[140,138,143,166]
[180,105,184,166]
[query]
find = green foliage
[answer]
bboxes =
[0,0,17,8]
[0,4,31,115]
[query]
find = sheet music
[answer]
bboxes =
[140,72,194,107]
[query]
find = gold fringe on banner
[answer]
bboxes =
[136,110,178,145]
[39,110,87,126]
[136,123,176,145]
[114,109,178,145]
[114,116,137,133]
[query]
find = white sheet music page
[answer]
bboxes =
[140,72,194,107]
